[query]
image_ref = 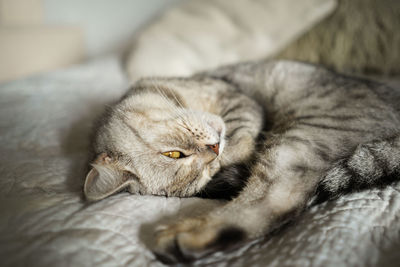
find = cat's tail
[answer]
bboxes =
[311,133,400,205]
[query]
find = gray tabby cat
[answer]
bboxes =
[84,60,400,263]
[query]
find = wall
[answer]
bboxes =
[0,0,180,82]
[43,0,181,58]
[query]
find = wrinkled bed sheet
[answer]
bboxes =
[1,56,400,267]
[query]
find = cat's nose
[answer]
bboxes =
[207,143,219,155]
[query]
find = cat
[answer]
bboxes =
[84,60,400,263]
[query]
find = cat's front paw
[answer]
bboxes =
[153,217,246,264]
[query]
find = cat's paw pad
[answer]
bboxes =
[153,218,246,264]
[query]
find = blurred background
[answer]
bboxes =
[0,0,180,82]
[1,0,399,83]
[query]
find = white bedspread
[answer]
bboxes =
[1,56,399,266]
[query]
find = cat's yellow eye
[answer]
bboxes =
[162,151,182,159]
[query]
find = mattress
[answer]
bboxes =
[1,56,400,266]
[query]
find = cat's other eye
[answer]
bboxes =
[162,151,185,159]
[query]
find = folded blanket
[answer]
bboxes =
[126,0,337,81]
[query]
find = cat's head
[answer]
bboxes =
[84,78,226,201]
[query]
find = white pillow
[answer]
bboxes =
[126,0,337,81]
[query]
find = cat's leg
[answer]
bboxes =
[213,88,264,166]
[153,138,326,263]
[313,133,400,204]
[195,89,264,200]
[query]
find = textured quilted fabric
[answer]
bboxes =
[0,56,400,266]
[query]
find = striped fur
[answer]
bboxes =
[84,77,263,201]
[85,60,400,263]
[312,133,400,204]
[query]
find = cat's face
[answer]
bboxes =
[84,79,226,201]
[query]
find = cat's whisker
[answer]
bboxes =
[153,83,188,122]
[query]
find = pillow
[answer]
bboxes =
[126,0,337,81]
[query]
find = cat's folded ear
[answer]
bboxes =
[84,153,138,201]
